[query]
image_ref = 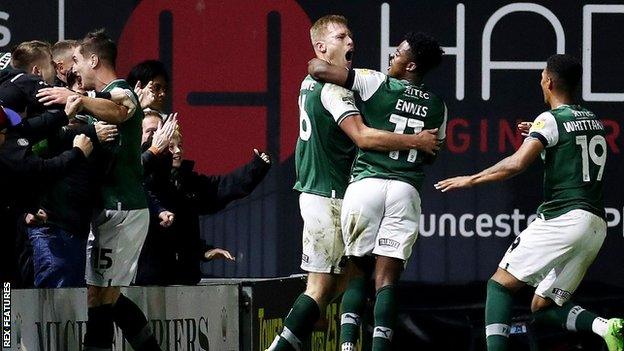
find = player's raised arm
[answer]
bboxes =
[308,60,388,103]
[307,58,350,87]
[78,96,128,124]
[80,89,136,124]
[436,111,558,192]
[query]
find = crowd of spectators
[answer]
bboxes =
[0,30,270,351]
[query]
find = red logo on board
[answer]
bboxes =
[117,1,312,174]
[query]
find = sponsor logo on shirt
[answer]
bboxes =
[530,118,546,131]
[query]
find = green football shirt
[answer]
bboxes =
[528,104,606,219]
[293,75,359,199]
[348,69,447,191]
[100,79,147,210]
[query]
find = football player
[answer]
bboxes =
[70,29,159,351]
[307,31,447,351]
[267,17,440,351]
[435,54,623,351]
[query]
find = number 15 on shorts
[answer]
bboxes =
[92,247,113,270]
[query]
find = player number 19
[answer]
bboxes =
[575,135,606,182]
[388,114,424,162]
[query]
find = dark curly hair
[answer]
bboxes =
[546,54,581,94]
[403,32,444,76]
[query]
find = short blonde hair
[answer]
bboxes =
[310,15,348,44]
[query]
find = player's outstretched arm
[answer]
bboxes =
[435,138,543,192]
[308,58,349,87]
[80,96,131,124]
[340,114,440,154]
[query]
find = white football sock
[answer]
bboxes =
[592,317,609,337]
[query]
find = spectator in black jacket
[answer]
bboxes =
[26,94,117,288]
[136,127,271,285]
[0,41,135,287]
[0,41,80,286]
[0,41,59,115]
[0,103,92,286]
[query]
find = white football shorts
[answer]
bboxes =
[499,209,606,305]
[299,192,345,274]
[86,208,149,287]
[341,178,421,261]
